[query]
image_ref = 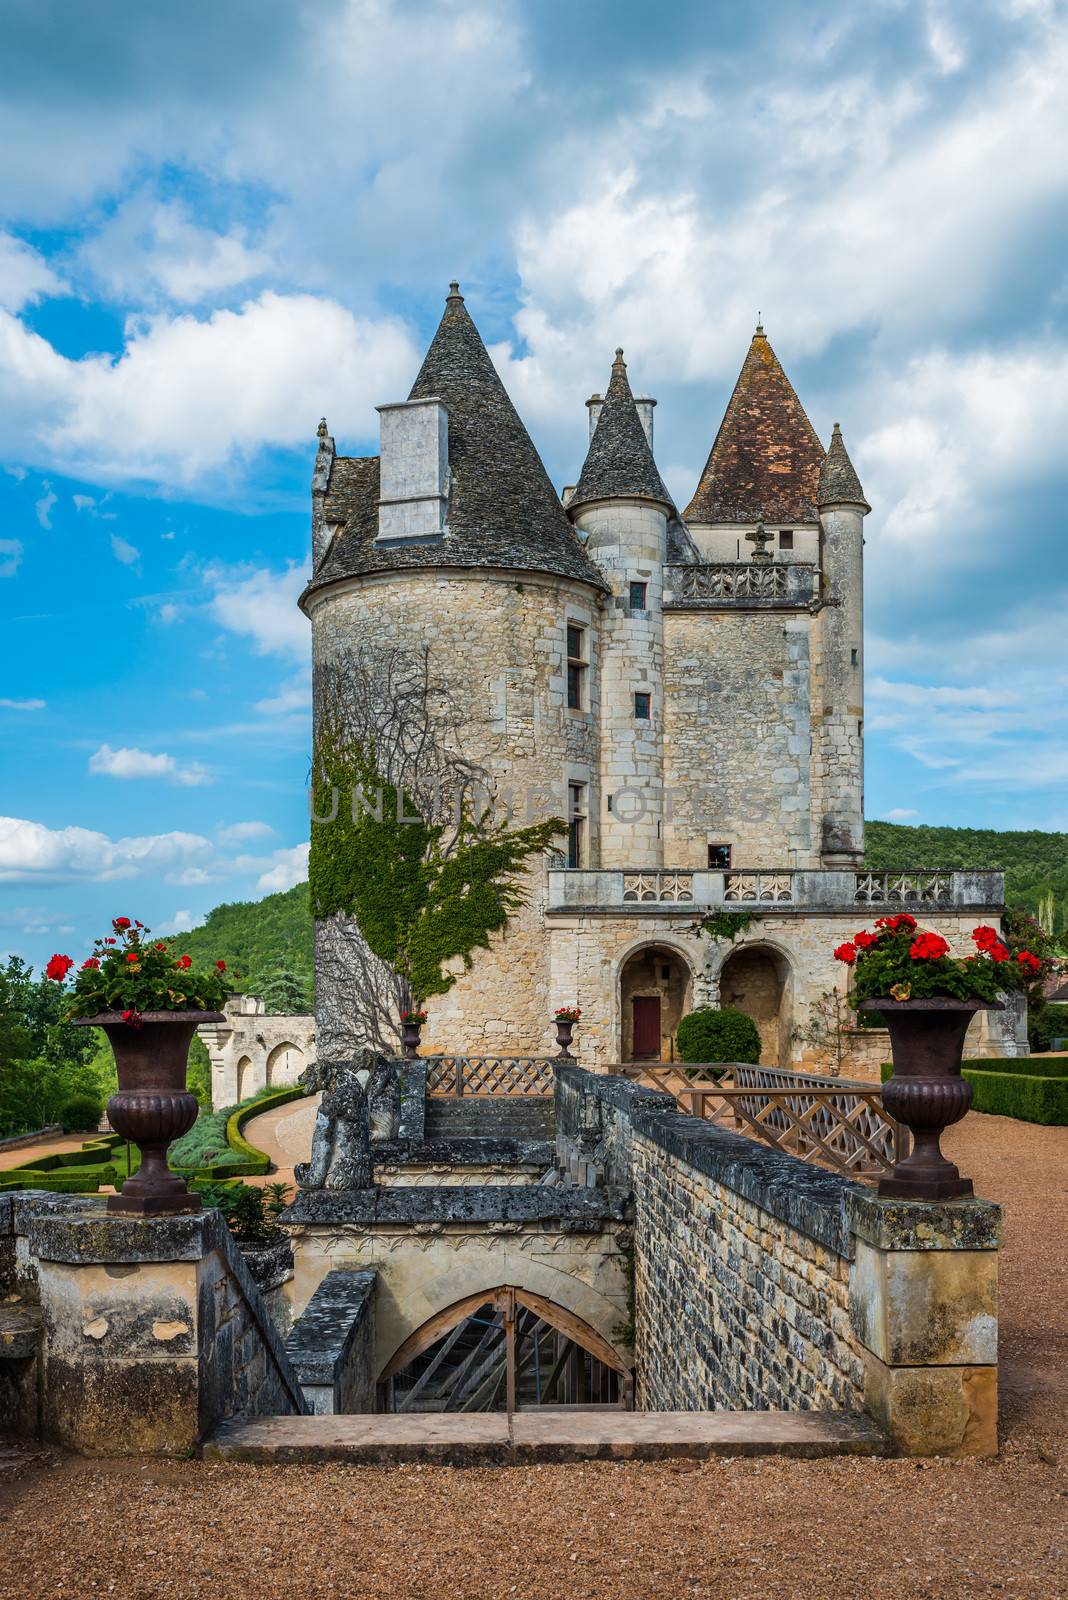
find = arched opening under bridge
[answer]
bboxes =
[378,1286,632,1414]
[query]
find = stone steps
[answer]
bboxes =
[423,1097,555,1142]
[203,1408,888,1466]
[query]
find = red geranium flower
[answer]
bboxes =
[81,957,100,970]
[1017,950,1041,976]
[154,942,166,951]
[104,937,116,945]
[854,930,877,949]
[125,952,140,964]
[45,953,74,981]
[909,932,951,961]
[833,942,857,965]
[971,925,1000,950]
[875,913,918,933]
[121,1009,142,1028]
[988,943,1010,963]
[113,917,131,931]
[216,960,227,972]
[176,954,192,969]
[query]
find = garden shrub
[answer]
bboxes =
[880,1060,1068,1125]
[57,1093,104,1132]
[676,1007,761,1066]
[1029,1003,1068,1053]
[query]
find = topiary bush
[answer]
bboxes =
[676,1007,761,1066]
[57,1093,104,1132]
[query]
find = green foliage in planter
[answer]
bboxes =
[309,727,564,1001]
[879,1060,1068,1124]
[57,1093,104,1132]
[676,1007,761,1065]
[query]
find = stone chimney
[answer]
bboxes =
[375,397,450,543]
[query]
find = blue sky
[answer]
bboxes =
[2,0,1067,969]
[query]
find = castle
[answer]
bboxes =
[300,283,1016,1072]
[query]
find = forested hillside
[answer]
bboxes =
[171,883,314,993]
[865,823,1068,935]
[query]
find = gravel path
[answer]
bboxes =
[239,1094,320,1187]
[1,1110,1065,1600]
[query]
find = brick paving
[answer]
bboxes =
[1,1110,1066,1600]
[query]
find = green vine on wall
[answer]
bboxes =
[309,726,564,1003]
[699,909,759,943]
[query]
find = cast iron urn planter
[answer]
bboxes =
[77,1010,224,1216]
[554,1017,576,1059]
[400,1016,424,1059]
[860,997,999,1202]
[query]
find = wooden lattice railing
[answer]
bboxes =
[425,1056,557,1097]
[611,1063,907,1178]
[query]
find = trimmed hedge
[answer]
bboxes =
[880,1061,1068,1125]
[677,1007,761,1065]
[0,1087,308,1191]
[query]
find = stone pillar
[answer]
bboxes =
[574,499,667,868]
[27,1204,306,1454]
[847,1191,1000,1457]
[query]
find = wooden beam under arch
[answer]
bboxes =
[380,1284,628,1380]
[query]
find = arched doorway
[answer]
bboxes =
[236,1054,254,1101]
[718,944,791,1066]
[619,944,692,1062]
[379,1287,630,1414]
[266,1040,304,1088]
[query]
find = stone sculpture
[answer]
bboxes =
[295,1048,394,1190]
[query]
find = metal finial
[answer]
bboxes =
[447,279,463,299]
[755,315,764,336]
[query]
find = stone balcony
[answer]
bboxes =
[664,561,819,610]
[545,867,1004,916]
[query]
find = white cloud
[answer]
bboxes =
[0,696,44,710]
[0,538,22,577]
[217,820,274,844]
[34,485,56,528]
[81,195,270,305]
[0,232,64,314]
[254,670,312,717]
[252,842,309,894]
[88,743,213,787]
[157,602,178,624]
[159,908,196,934]
[110,533,140,566]
[72,493,96,511]
[0,291,419,490]
[882,808,920,822]
[0,816,214,883]
[206,561,309,659]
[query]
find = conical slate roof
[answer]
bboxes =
[569,350,672,514]
[817,422,870,511]
[303,283,605,601]
[683,325,825,525]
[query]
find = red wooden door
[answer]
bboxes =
[632,995,661,1058]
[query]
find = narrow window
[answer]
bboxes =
[628,580,648,609]
[633,691,651,720]
[707,843,732,870]
[606,794,613,813]
[566,624,587,710]
[779,530,794,550]
[568,783,587,867]
[851,648,858,667]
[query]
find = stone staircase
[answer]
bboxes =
[423,1097,555,1142]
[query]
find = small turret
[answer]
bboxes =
[815,423,868,863]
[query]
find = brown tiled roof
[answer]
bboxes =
[569,349,672,514]
[683,326,825,525]
[303,284,606,604]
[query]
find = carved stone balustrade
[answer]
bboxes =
[546,867,1003,916]
[664,561,818,610]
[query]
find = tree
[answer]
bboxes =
[254,969,313,1015]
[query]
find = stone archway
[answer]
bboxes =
[619,943,692,1062]
[236,1054,254,1101]
[718,944,791,1066]
[266,1040,304,1088]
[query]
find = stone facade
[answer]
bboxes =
[199,992,315,1110]
[303,287,1010,1070]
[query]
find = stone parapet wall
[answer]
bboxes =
[631,1121,863,1412]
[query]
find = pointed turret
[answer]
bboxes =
[569,349,672,515]
[302,281,605,602]
[817,423,870,512]
[684,324,824,525]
